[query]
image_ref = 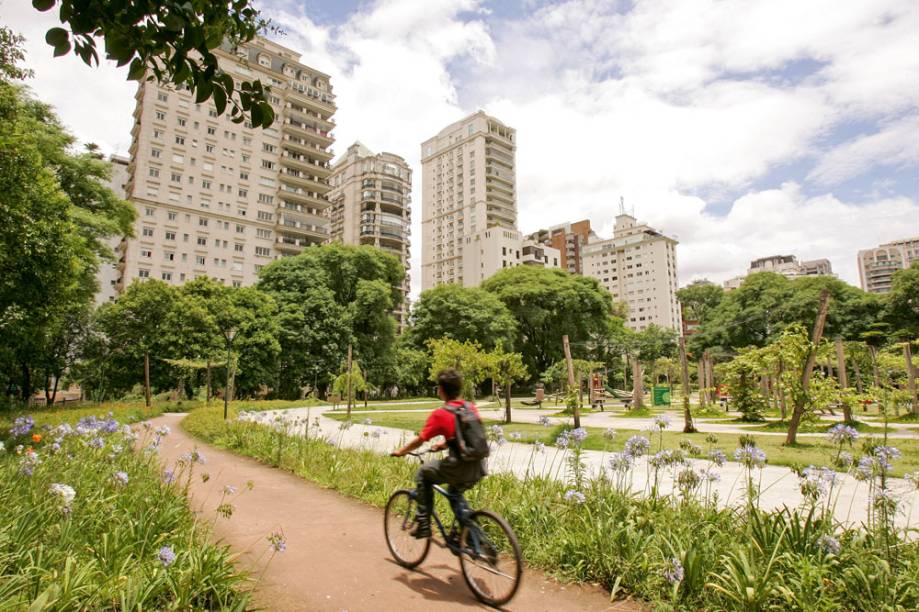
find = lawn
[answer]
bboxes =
[327,411,919,476]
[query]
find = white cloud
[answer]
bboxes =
[808,115,919,185]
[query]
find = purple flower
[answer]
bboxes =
[157,546,176,567]
[816,534,841,555]
[113,471,129,486]
[624,435,650,457]
[569,427,588,445]
[828,424,858,445]
[10,415,34,437]
[662,557,684,584]
[652,415,671,431]
[564,489,586,504]
[555,432,570,449]
[708,449,727,467]
[162,469,176,485]
[608,452,634,473]
[734,445,766,469]
[537,415,552,427]
[267,531,287,553]
[88,437,105,449]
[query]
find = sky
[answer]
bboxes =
[6,0,919,296]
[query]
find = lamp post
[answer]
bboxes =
[223,328,237,420]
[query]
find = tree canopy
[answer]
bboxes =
[481,266,616,379]
[406,284,517,351]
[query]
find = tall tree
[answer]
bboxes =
[32,0,276,127]
[676,281,724,323]
[406,284,517,351]
[487,345,528,424]
[888,262,919,340]
[481,266,614,379]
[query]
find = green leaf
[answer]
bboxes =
[45,27,71,57]
[249,102,263,127]
[32,0,55,10]
[212,85,227,115]
[194,80,213,104]
[127,58,145,81]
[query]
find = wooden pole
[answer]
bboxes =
[906,342,918,414]
[679,336,696,433]
[632,359,644,410]
[785,289,831,445]
[562,335,580,428]
[346,343,353,418]
[836,337,853,423]
[144,351,151,408]
[206,359,212,405]
[698,358,707,409]
[777,359,787,420]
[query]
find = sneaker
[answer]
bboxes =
[410,517,431,539]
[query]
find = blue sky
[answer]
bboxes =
[7,0,919,291]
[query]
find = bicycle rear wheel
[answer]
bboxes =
[384,489,430,568]
[458,510,522,606]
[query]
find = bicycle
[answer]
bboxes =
[384,450,523,606]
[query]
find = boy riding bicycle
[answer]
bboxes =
[391,368,487,538]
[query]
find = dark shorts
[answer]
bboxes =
[417,454,485,489]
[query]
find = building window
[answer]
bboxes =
[258,194,274,204]
[234,243,244,252]
[170,172,181,183]
[153,129,163,140]
[238,188,248,198]
[161,272,172,281]
[142,227,154,237]
[148,167,160,178]
[261,160,275,170]
[196,255,205,265]
[138,269,150,278]
[175,135,185,145]
[197,236,207,246]
[256,228,271,239]
[155,111,166,121]
[177,117,186,127]
[164,251,175,261]
[206,144,215,153]
[240,170,249,180]
[157,92,168,102]
[207,126,216,135]
[235,224,245,234]
[199,218,208,227]
[164,231,176,241]
[257,211,273,221]
[151,148,161,158]
[255,246,270,257]
[202,180,212,189]
[140,249,152,258]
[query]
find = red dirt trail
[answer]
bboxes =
[148,413,640,611]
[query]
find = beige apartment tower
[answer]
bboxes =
[328,142,412,329]
[582,212,681,331]
[421,111,517,289]
[857,237,919,293]
[119,36,336,290]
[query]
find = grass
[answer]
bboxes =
[0,408,249,609]
[327,411,919,476]
[183,405,919,611]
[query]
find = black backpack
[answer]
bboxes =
[447,402,490,462]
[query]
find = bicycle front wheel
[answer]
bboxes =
[458,510,522,606]
[384,489,430,568]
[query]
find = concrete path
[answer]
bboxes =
[149,413,635,611]
[246,406,919,530]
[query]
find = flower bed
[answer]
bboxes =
[0,412,248,609]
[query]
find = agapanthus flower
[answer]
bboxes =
[157,546,176,567]
[162,469,176,485]
[662,557,684,584]
[603,428,616,440]
[555,432,570,449]
[489,424,504,439]
[88,437,105,449]
[837,451,854,468]
[624,435,650,457]
[19,452,41,476]
[510,431,523,441]
[650,449,685,469]
[10,415,34,437]
[155,425,171,437]
[49,442,61,454]
[49,483,76,506]
[701,467,721,483]
[652,415,671,431]
[55,423,74,437]
[708,449,727,466]
[800,465,835,501]
[564,489,586,504]
[828,424,858,445]
[705,433,719,445]
[224,485,238,495]
[676,467,702,491]
[534,441,546,454]
[734,445,766,469]
[873,488,898,515]
[569,427,588,444]
[608,452,634,473]
[537,415,552,427]
[816,534,841,555]
[905,472,919,489]
[113,471,129,486]
[267,531,287,553]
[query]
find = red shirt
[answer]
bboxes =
[420,400,479,442]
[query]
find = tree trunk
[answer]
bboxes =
[144,351,151,408]
[786,289,831,446]
[20,363,32,402]
[679,336,696,433]
[45,373,52,406]
[50,374,60,406]
[562,335,579,428]
[632,359,644,409]
[505,380,512,424]
[868,346,881,388]
[906,343,918,414]
[777,359,787,421]
[852,355,864,394]
[206,360,212,405]
[346,343,353,418]
[835,337,853,423]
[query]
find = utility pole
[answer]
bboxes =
[562,335,579,428]
[346,343,353,418]
[679,336,696,433]
[785,289,831,445]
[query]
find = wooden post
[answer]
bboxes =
[906,342,918,414]
[868,345,881,388]
[777,359,787,420]
[679,336,696,433]
[698,358,707,409]
[852,355,864,394]
[562,335,579,428]
[144,351,151,408]
[206,359,212,405]
[346,343,353,418]
[836,337,853,423]
[785,289,831,445]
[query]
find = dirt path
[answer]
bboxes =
[149,413,635,611]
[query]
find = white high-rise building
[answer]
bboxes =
[582,212,680,331]
[118,36,336,290]
[858,237,919,293]
[421,111,518,289]
[95,154,130,304]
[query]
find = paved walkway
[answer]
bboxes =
[245,406,919,530]
[149,413,634,611]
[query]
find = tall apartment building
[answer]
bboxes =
[857,237,919,293]
[526,219,597,275]
[328,142,412,329]
[461,228,561,286]
[421,111,517,289]
[95,154,130,305]
[582,213,680,331]
[118,36,336,290]
[723,254,834,290]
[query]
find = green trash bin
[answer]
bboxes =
[652,386,671,406]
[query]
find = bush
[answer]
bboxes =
[0,412,248,609]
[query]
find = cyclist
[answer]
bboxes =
[390,368,486,538]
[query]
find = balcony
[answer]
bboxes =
[487,189,515,207]
[285,103,335,130]
[282,134,334,164]
[282,118,334,147]
[486,179,514,197]
[275,234,323,253]
[280,168,329,193]
[279,183,330,207]
[287,80,336,112]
